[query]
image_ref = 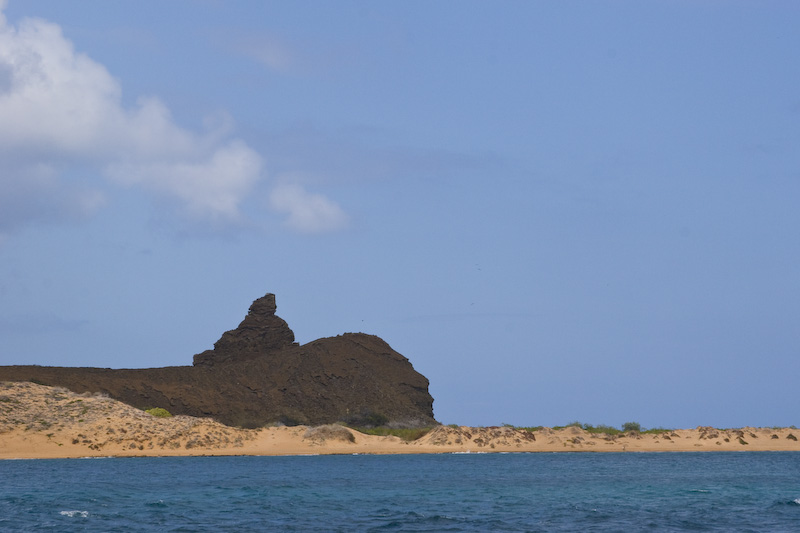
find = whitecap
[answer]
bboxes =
[793,498,800,505]
[452,451,486,454]
[60,510,89,518]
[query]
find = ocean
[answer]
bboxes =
[1,452,799,531]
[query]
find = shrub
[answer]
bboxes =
[145,407,172,418]
[552,421,584,431]
[592,424,622,435]
[622,421,642,433]
[304,425,355,443]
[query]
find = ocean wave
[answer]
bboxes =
[146,500,167,508]
[60,510,89,518]
[770,498,800,507]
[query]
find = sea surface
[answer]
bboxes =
[1,452,799,531]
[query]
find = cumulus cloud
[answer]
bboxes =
[269,183,349,233]
[106,140,262,220]
[0,5,267,233]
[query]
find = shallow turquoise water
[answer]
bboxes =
[1,452,799,531]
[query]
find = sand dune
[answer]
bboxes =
[1,381,798,459]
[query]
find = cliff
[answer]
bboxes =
[0,293,436,428]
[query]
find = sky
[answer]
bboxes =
[1,1,799,429]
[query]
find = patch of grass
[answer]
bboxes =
[551,421,583,431]
[349,426,433,442]
[145,407,173,418]
[545,421,671,435]
[584,424,622,435]
[641,427,673,435]
[550,422,622,435]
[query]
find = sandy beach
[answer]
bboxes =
[2,381,798,459]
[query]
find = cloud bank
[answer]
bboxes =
[0,6,346,236]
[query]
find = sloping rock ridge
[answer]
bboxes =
[0,293,436,428]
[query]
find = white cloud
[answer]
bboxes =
[269,183,349,234]
[0,5,352,237]
[106,140,261,220]
[0,5,264,231]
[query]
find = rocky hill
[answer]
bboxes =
[0,293,436,428]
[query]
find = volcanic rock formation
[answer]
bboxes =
[0,293,436,428]
[193,293,296,367]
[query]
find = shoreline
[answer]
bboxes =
[2,381,799,459]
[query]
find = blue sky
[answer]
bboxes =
[1,1,798,429]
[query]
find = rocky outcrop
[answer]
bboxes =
[193,293,296,367]
[0,293,436,428]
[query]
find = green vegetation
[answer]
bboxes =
[550,422,621,435]
[516,426,544,433]
[145,407,173,418]
[304,424,356,443]
[621,421,642,433]
[586,424,624,435]
[348,426,433,442]
[506,421,672,435]
[641,427,673,435]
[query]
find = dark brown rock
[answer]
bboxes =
[193,293,296,367]
[0,293,436,428]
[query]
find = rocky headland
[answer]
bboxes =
[0,293,436,428]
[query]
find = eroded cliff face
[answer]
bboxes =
[0,293,436,428]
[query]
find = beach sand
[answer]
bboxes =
[2,381,798,459]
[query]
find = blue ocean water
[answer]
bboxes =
[1,452,799,532]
